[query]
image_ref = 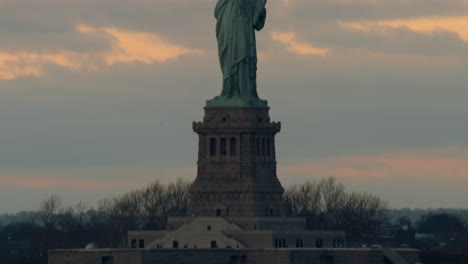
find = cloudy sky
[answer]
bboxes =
[1,0,467,212]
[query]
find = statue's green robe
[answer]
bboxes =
[215,0,267,101]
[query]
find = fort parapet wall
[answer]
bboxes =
[49,248,421,264]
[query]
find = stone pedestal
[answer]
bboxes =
[189,107,287,217]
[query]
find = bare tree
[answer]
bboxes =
[104,190,142,247]
[285,177,389,244]
[319,177,347,229]
[284,181,322,228]
[38,195,62,229]
[165,179,190,217]
[140,180,167,229]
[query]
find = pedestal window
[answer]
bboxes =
[220,138,227,156]
[230,137,237,156]
[210,138,217,156]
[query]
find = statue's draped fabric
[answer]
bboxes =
[215,0,267,102]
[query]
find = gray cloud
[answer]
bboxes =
[0,0,467,211]
[287,0,468,21]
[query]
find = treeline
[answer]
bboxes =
[0,179,190,264]
[1,177,467,264]
[399,213,468,248]
[284,177,389,245]
[0,211,33,226]
[387,208,468,224]
[284,178,468,247]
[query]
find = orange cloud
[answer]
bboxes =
[0,51,90,80]
[76,24,204,66]
[0,25,204,80]
[3,147,467,190]
[271,32,330,56]
[278,147,468,182]
[339,16,468,42]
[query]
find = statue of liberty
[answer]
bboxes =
[207,0,268,108]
